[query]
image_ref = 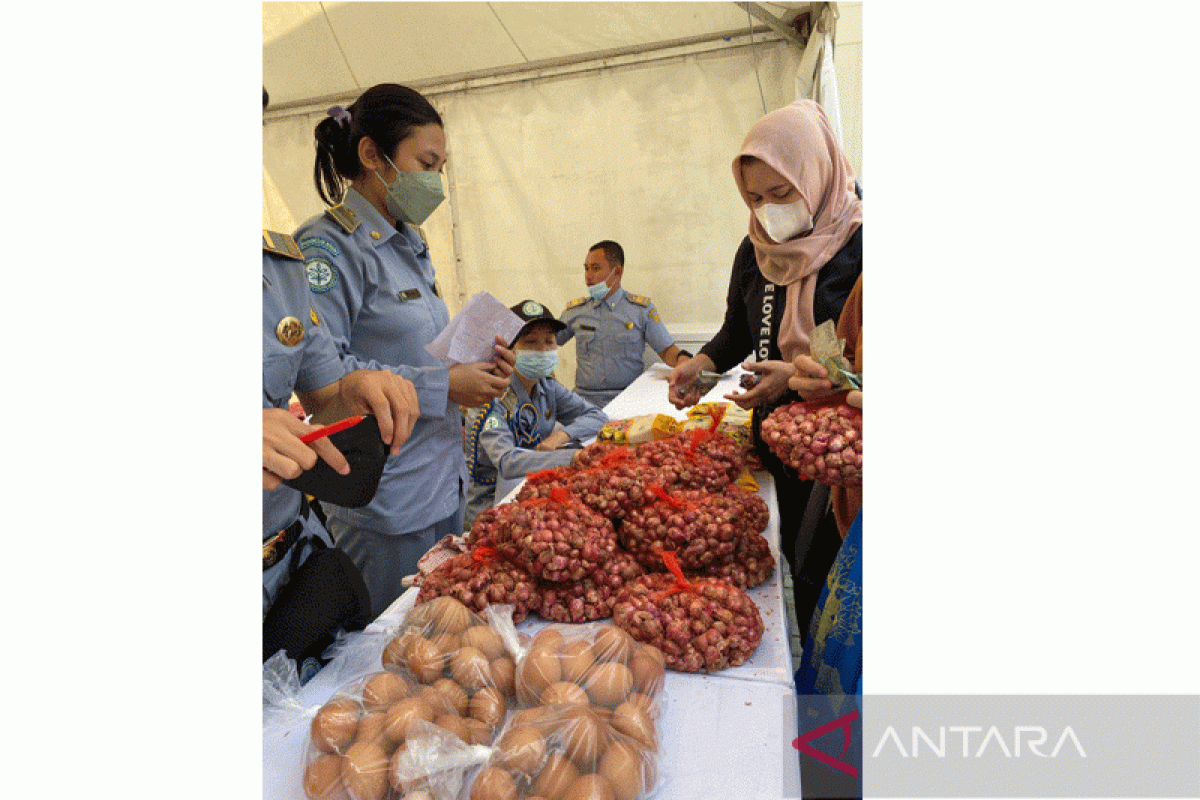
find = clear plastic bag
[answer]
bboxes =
[378,599,522,747]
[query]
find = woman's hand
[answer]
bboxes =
[787,354,836,400]
[846,390,862,409]
[262,407,349,490]
[339,369,420,456]
[667,352,715,409]
[449,362,510,408]
[535,430,571,452]
[724,360,794,409]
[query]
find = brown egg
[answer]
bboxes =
[599,740,653,800]
[416,684,456,716]
[311,698,361,754]
[426,596,473,635]
[510,706,556,735]
[431,677,469,715]
[461,625,506,660]
[559,708,608,772]
[340,741,389,800]
[434,713,471,743]
[540,681,590,708]
[362,672,409,710]
[303,753,346,800]
[610,702,656,752]
[518,649,562,703]
[585,662,633,708]
[353,711,389,748]
[470,766,518,800]
[451,646,492,692]
[383,698,435,745]
[432,632,461,659]
[562,773,616,800]
[490,657,516,697]
[469,686,505,730]
[496,725,548,775]
[591,627,633,663]
[406,637,444,683]
[531,627,566,654]
[530,751,579,800]
[628,647,664,696]
[381,638,406,672]
[559,640,597,685]
[622,693,659,718]
[462,717,493,745]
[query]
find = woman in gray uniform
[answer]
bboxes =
[295,83,514,618]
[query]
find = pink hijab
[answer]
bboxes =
[733,100,862,363]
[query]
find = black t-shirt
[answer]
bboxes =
[700,225,862,371]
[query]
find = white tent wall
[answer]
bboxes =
[263,2,862,387]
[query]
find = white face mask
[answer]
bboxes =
[753,198,814,243]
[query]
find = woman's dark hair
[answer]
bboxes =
[313,83,443,206]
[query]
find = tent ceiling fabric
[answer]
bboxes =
[263,1,811,108]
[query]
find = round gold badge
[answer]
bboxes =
[276,316,304,346]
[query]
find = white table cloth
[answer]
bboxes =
[262,363,803,799]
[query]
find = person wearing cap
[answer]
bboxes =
[463,300,609,531]
[558,240,691,408]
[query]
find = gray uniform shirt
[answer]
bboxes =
[557,287,675,407]
[262,237,345,614]
[463,377,607,531]
[294,188,465,536]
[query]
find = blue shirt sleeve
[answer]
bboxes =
[546,380,608,443]
[642,301,675,353]
[298,230,451,419]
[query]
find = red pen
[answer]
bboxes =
[300,415,364,444]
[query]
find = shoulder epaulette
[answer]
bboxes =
[325,203,360,234]
[627,294,651,307]
[565,297,589,310]
[262,229,304,261]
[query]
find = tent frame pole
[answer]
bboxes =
[266,26,783,116]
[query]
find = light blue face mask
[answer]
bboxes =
[375,154,445,226]
[514,350,559,380]
[587,280,611,303]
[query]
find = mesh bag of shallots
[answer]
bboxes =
[619,484,767,572]
[565,446,661,520]
[537,550,647,623]
[633,428,744,493]
[514,465,577,503]
[687,531,775,590]
[612,552,764,673]
[415,546,542,624]
[506,486,619,583]
[761,392,862,487]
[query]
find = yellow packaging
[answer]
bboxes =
[626,413,679,444]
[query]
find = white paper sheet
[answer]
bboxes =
[426,291,526,364]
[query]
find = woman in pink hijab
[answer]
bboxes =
[667,99,862,634]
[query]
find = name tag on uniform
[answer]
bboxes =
[579,324,596,332]
[399,289,422,301]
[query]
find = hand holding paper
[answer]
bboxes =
[426,292,526,365]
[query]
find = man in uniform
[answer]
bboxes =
[262,227,420,676]
[557,240,691,407]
